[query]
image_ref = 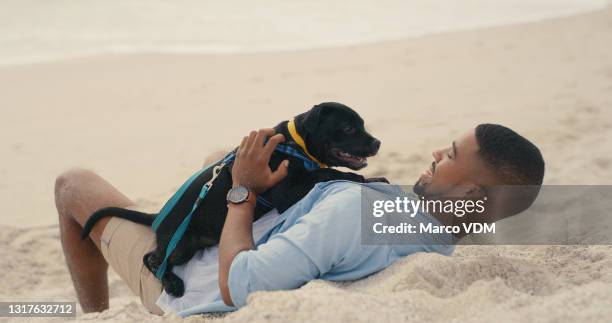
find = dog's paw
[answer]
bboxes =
[163,275,185,297]
[365,176,389,183]
[143,252,161,274]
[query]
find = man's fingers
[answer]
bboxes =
[245,130,257,154]
[236,136,248,156]
[263,133,286,156]
[254,128,276,147]
[269,160,289,185]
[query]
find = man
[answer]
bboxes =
[55,123,544,317]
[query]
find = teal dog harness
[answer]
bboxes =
[151,143,322,279]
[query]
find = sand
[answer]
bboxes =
[1,6,612,323]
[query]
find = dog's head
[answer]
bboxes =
[293,102,381,170]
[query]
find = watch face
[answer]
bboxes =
[227,186,249,203]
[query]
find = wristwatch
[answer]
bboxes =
[226,185,255,205]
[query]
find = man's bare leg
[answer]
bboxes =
[55,168,134,313]
[55,152,227,313]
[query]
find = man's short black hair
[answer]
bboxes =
[475,123,545,216]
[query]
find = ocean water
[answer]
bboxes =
[0,0,609,65]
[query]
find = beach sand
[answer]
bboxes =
[1,6,612,323]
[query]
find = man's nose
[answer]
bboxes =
[432,149,443,162]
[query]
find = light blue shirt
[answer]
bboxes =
[163,181,455,317]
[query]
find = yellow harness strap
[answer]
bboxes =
[287,119,328,168]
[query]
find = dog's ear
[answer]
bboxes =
[298,102,338,132]
[300,104,323,132]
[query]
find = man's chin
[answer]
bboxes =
[413,180,427,197]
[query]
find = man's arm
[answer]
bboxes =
[218,129,288,306]
[218,202,256,306]
[220,184,366,308]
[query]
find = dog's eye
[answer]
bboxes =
[342,125,356,134]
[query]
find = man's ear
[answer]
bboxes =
[452,183,486,199]
[465,185,486,199]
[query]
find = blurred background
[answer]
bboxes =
[1,0,609,65]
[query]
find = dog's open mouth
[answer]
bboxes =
[330,148,370,169]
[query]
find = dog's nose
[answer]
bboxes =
[371,139,381,152]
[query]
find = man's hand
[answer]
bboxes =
[232,128,289,194]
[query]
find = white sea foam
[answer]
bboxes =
[0,0,609,65]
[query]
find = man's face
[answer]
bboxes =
[414,128,495,198]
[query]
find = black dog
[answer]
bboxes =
[81,102,385,297]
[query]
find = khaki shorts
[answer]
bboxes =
[100,216,164,315]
